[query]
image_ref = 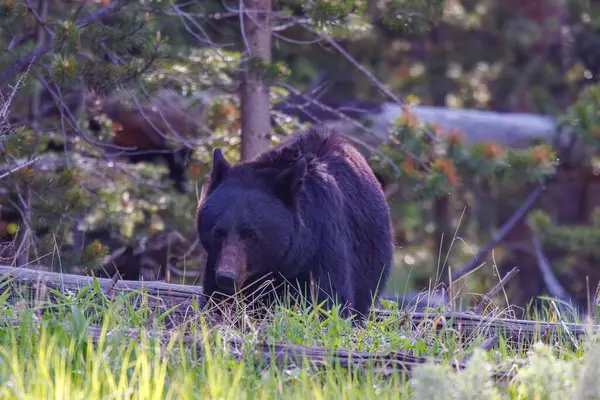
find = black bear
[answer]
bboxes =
[195,125,394,320]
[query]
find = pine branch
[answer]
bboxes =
[0,0,128,86]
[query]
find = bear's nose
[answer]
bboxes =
[215,270,237,293]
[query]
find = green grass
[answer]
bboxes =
[0,280,599,399]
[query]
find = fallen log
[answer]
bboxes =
[272,90,559,149]
[0,319,477,379]
[407,105,557,148]
[386,310,594,343]
[0,264,205,324]
[0,264,204,300]
[2,265,598,343]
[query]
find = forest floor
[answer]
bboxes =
[0,271,598,400]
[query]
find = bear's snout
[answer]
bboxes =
[214,242,248,294]
[215,270,237,293]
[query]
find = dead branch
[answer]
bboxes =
[0,158,40,181]
[472,267,520,315]
[459,334,500,365]
[532,237,574,304]
[450,185,544,282]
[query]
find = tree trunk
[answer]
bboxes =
[29,0,49,132]
[427,25,453,271]
[239,0,272,161]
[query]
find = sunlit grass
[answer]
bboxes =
[0,277,599,399]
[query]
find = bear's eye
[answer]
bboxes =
[240,228,258,241]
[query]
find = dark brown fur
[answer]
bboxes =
[196,126,394,320]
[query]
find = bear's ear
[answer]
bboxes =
[210,148,231,186]
[274,158,307,205]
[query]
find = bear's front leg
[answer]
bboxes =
[310,264,354,320]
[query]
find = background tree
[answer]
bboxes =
[2,0,600,316]
[239,0,273,160]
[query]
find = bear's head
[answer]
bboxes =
[196,147,307,295]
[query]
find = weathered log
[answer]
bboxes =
[2,265,598,343]
[0,264,204,303]
[388,310,596,343]
[1,319,472,378]
[407,105,557,148]
[273,94,559,149]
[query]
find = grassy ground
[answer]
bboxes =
[0,279,599,400]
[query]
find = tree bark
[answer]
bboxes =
[426,25,453,269]
[239,0,272,161]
